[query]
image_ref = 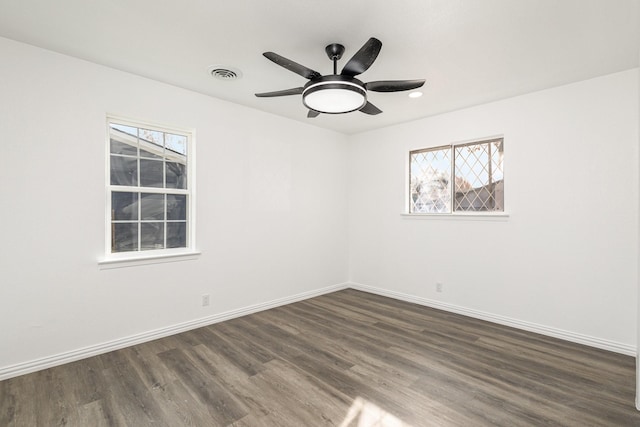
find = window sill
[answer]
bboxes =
[98,250,201,269]
[401,213,509,221]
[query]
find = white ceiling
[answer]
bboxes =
[0,0,638,134]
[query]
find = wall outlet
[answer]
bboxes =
[202,294,210,306]
[436,282,443,293]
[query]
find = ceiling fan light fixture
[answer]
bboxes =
[303,77,366,114]
[256,37,425,118]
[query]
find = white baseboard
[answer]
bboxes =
[0,282,349,381]
[348,282,636,357]
[2,280,634,381]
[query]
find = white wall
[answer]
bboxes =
[0,37,349,373]
[348,69,639,352]
[637,44,640,409]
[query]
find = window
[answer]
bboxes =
[409,138,504,214]
[107,118,193,257]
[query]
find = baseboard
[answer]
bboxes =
[0,282,349,381]
[2,280,634,381]
[348,282,636,357]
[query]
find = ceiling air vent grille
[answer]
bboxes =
[209,66,242,81]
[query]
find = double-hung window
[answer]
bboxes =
[106,118,194,258]
[409,137,504,214]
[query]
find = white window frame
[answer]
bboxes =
[99,116,199,268]
[405,136,508,219]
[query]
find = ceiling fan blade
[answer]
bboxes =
[359,101,382,115]
[307,110,320,118]
[263,52,321,80]
[341,37,382,77]
[255,87,304,97]
[365,79,426,92]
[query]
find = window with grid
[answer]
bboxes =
[409,138,504,214]
[107,118,193,255]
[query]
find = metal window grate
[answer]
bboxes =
[410,146,452,213]
[454,139,504,212]
[409,138,504,214]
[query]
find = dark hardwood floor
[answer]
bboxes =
[1,289,639,426]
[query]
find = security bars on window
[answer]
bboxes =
[108,122,189,253]
[409,138,504,214]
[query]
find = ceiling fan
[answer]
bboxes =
[255,37,425,118]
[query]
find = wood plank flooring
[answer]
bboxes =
[1,289,639,426]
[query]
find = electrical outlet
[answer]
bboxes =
[202,294,210,306]
[436,282,443,293]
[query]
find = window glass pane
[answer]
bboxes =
[110,123,137,135]
[141,193,164,220]
[491,140,505,211]
[166,162,187,189]
[410,148,451,213]
[164,133,187,156]
[110,139,138,156]
[112,192,138,220]
[109,124,138,156]
[141,222,164,250]
[139,128,163,159]
[165,133,187,156]
[140,159,164,187]
[139,129,163,146]
[167,194,187,220]
[167,222,186,248]
[110,156,138,186]
[113,223,138,252]
[491,140,504,182]
[454,140,504,212]
[139,146,163,159]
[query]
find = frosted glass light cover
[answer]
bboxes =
[304,88,365,113]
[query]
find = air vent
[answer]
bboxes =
[208,66,242,81]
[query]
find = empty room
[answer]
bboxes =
[1,0,640,425]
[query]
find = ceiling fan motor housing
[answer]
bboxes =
[325,43,345,60]
[302,75,367,114]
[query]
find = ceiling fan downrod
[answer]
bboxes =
[325,43,345,75]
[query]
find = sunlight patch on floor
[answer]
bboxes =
[339,397,413,427]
